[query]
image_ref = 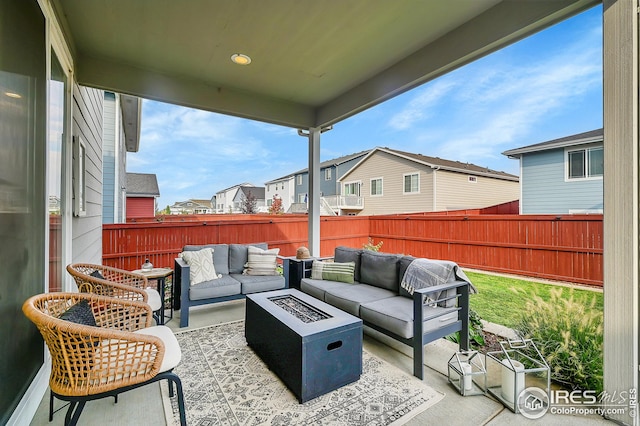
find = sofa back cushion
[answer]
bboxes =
[183,244,229,275]
[229,243,268,274]
[359,251,401,291]
[398,255,417,298]
[334,246,363,282]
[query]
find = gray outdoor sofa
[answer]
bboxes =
[175,243,285,327]
[300,246,472,379]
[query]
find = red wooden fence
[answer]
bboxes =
[103,213,603,286]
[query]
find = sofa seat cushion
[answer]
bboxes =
[188,275,241,301]
[360,296,459,339]
[324,284,396,316]
[231,274,285,294]
[300,278,350,301]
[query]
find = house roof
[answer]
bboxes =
[126,173,160,197]
[216,182,253,195]
[52,1,593,130]
[340,147,519,182]
[264,150,371,184]
[238,186,266,200]
[501,128,604,157]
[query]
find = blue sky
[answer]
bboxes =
[129,5,603,210]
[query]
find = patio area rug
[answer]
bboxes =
[162,320,444,425]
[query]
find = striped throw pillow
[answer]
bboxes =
[243,246,280,276]
[311,261,355,283]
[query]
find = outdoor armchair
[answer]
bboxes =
[22,292,186,426]
[67,263,162,314]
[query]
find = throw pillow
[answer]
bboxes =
[243,246,280,276]
[59,299,97,327]
[90,270,105,280]
[179,248,219,285]
[311,260,355,284]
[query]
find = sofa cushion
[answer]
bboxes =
[229,243,268,274]
[398,255,417,298]
[359,251,401,291]
[188,275,241,301]
[179,248,219,285]
[324,284,396,317]
[311,260,355,283]
[300,278,351,301]
[243,246,279,276]
[360,296,459,339]
[231,274,285,294]
[334,246,363,282]
[183,244,230,275]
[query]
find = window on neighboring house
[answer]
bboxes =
[297,175,302,185]
[267,199,273,206]
[403,173,419,193]
[370,178,383,196]
[299,194,307,203]
[325,168,332,180]
[567,146,603,179]
[468,176,477,183]
[344,181,361,196]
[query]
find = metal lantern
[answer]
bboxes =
[485,339,550,413]
[447,351,486,396]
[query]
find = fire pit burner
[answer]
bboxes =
[269,295,332,323]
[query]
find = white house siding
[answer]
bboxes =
[72,83,104,264]
[265,177,294,212]
[434,170,519,211]
[521,149,603,214]
[345,151,435,215]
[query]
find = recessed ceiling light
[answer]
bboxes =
[4,92,22,99]
[231,53,251,65]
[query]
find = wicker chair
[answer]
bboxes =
[66,263,162,315]
[22,292,186,426]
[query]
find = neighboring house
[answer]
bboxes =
[264,174,295,213]
[215,182,254,213]
[289,150,371,215]
[502,128,603,215]
[169,199,214,215]
[126,173,160,218]
[102,92,141,224]
[233,186,266,213]
[338,147,519,215]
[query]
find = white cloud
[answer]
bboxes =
[387,79,457,130]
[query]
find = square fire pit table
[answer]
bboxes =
[245,288,363,403]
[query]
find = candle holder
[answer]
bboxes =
[485,339,550,413]
[447,351,486,396]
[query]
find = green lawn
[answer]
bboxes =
[465,270,604,329]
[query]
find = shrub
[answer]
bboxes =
[447,309,485,348]
[514,288,603,393]
[363,238,383,252]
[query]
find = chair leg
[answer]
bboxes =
[49,391,54,422]
[167,373,187,426]
[63,400,86,426]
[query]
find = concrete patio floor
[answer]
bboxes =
[31,299,613,426]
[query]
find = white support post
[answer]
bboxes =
[307,128,321,257]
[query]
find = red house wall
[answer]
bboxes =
[126,197,155,219]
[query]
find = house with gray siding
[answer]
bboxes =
[502,128,603,215]
[102,92,141,223]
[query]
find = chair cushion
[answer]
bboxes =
[229,243,267,274]
[300,278,349,301]
[59,299,97,327]
[243,246,279,276]
[135,326,182,372]
[360,296,458,339]
[90,270,106,281]
[143,288,163,311]
[183,244,229,275]
[179,248,219,285]
[231,274,285,294]
[188,275,241,301]
[334,246,363,282]
[359,251,401,291]
[324,284,395,316]
[310,260,355,283]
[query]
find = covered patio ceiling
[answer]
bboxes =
[52,0,597,130]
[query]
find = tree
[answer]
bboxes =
[268,194,284,214]
[240,191,257,214]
